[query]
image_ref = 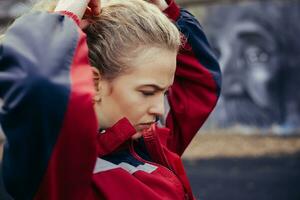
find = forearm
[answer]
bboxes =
[0,11,97,199]
[161,1,221,155]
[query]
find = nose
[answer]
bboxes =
[148,95,165,118]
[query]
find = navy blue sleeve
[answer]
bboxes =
[163,6,222,155]
[0,12,79,199]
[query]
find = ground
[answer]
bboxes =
[182,133,300,200]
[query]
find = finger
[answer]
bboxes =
[83,7,93,18]
[147,0,159,5]
[146,0,168,11]
[88,0,101,16]
[131,132,142,140]
[80,19,91,29]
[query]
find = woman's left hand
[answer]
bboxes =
[147,0,169,11]
[54,0,100,28]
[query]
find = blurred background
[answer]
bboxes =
[1,0,300,199]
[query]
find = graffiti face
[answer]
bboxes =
[204,2,300,131]
[215,21,281,127]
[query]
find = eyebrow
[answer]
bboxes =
[139,84,168,91]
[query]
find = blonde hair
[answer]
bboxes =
[25,0,181,79]
[86,0,181,79]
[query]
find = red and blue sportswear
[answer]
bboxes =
[0,0,221,199]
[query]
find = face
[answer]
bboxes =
[204,2,300,132]
[210,20,281,127]
[94,47,177,132]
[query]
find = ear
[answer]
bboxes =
[91,67,103,102]
[91,67,101,91]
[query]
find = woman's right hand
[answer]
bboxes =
[147,0,168,11]
[54,0,100,21]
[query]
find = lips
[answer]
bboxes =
[136,122,155,131]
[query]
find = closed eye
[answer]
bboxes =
[138,85,171,97]
[141,90,169,97]
[141,91,155,96]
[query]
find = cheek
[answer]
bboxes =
[112,90,148,122]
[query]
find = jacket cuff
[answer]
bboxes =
[163,0,180,21]
[57,11,80,26]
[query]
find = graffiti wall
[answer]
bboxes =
[203,0,300,134]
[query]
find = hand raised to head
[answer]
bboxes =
[147,0,168,11]
[54,0,100,26]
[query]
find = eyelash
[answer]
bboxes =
[141,91,155,96]
[141,90,169,97]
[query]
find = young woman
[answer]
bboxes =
[0,0,221,199]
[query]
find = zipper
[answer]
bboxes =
[142,127,172,169]
[129,141,188,199]
[141,127,192,200]
[129,140,175,175]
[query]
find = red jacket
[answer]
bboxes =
[0,1,221,199]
